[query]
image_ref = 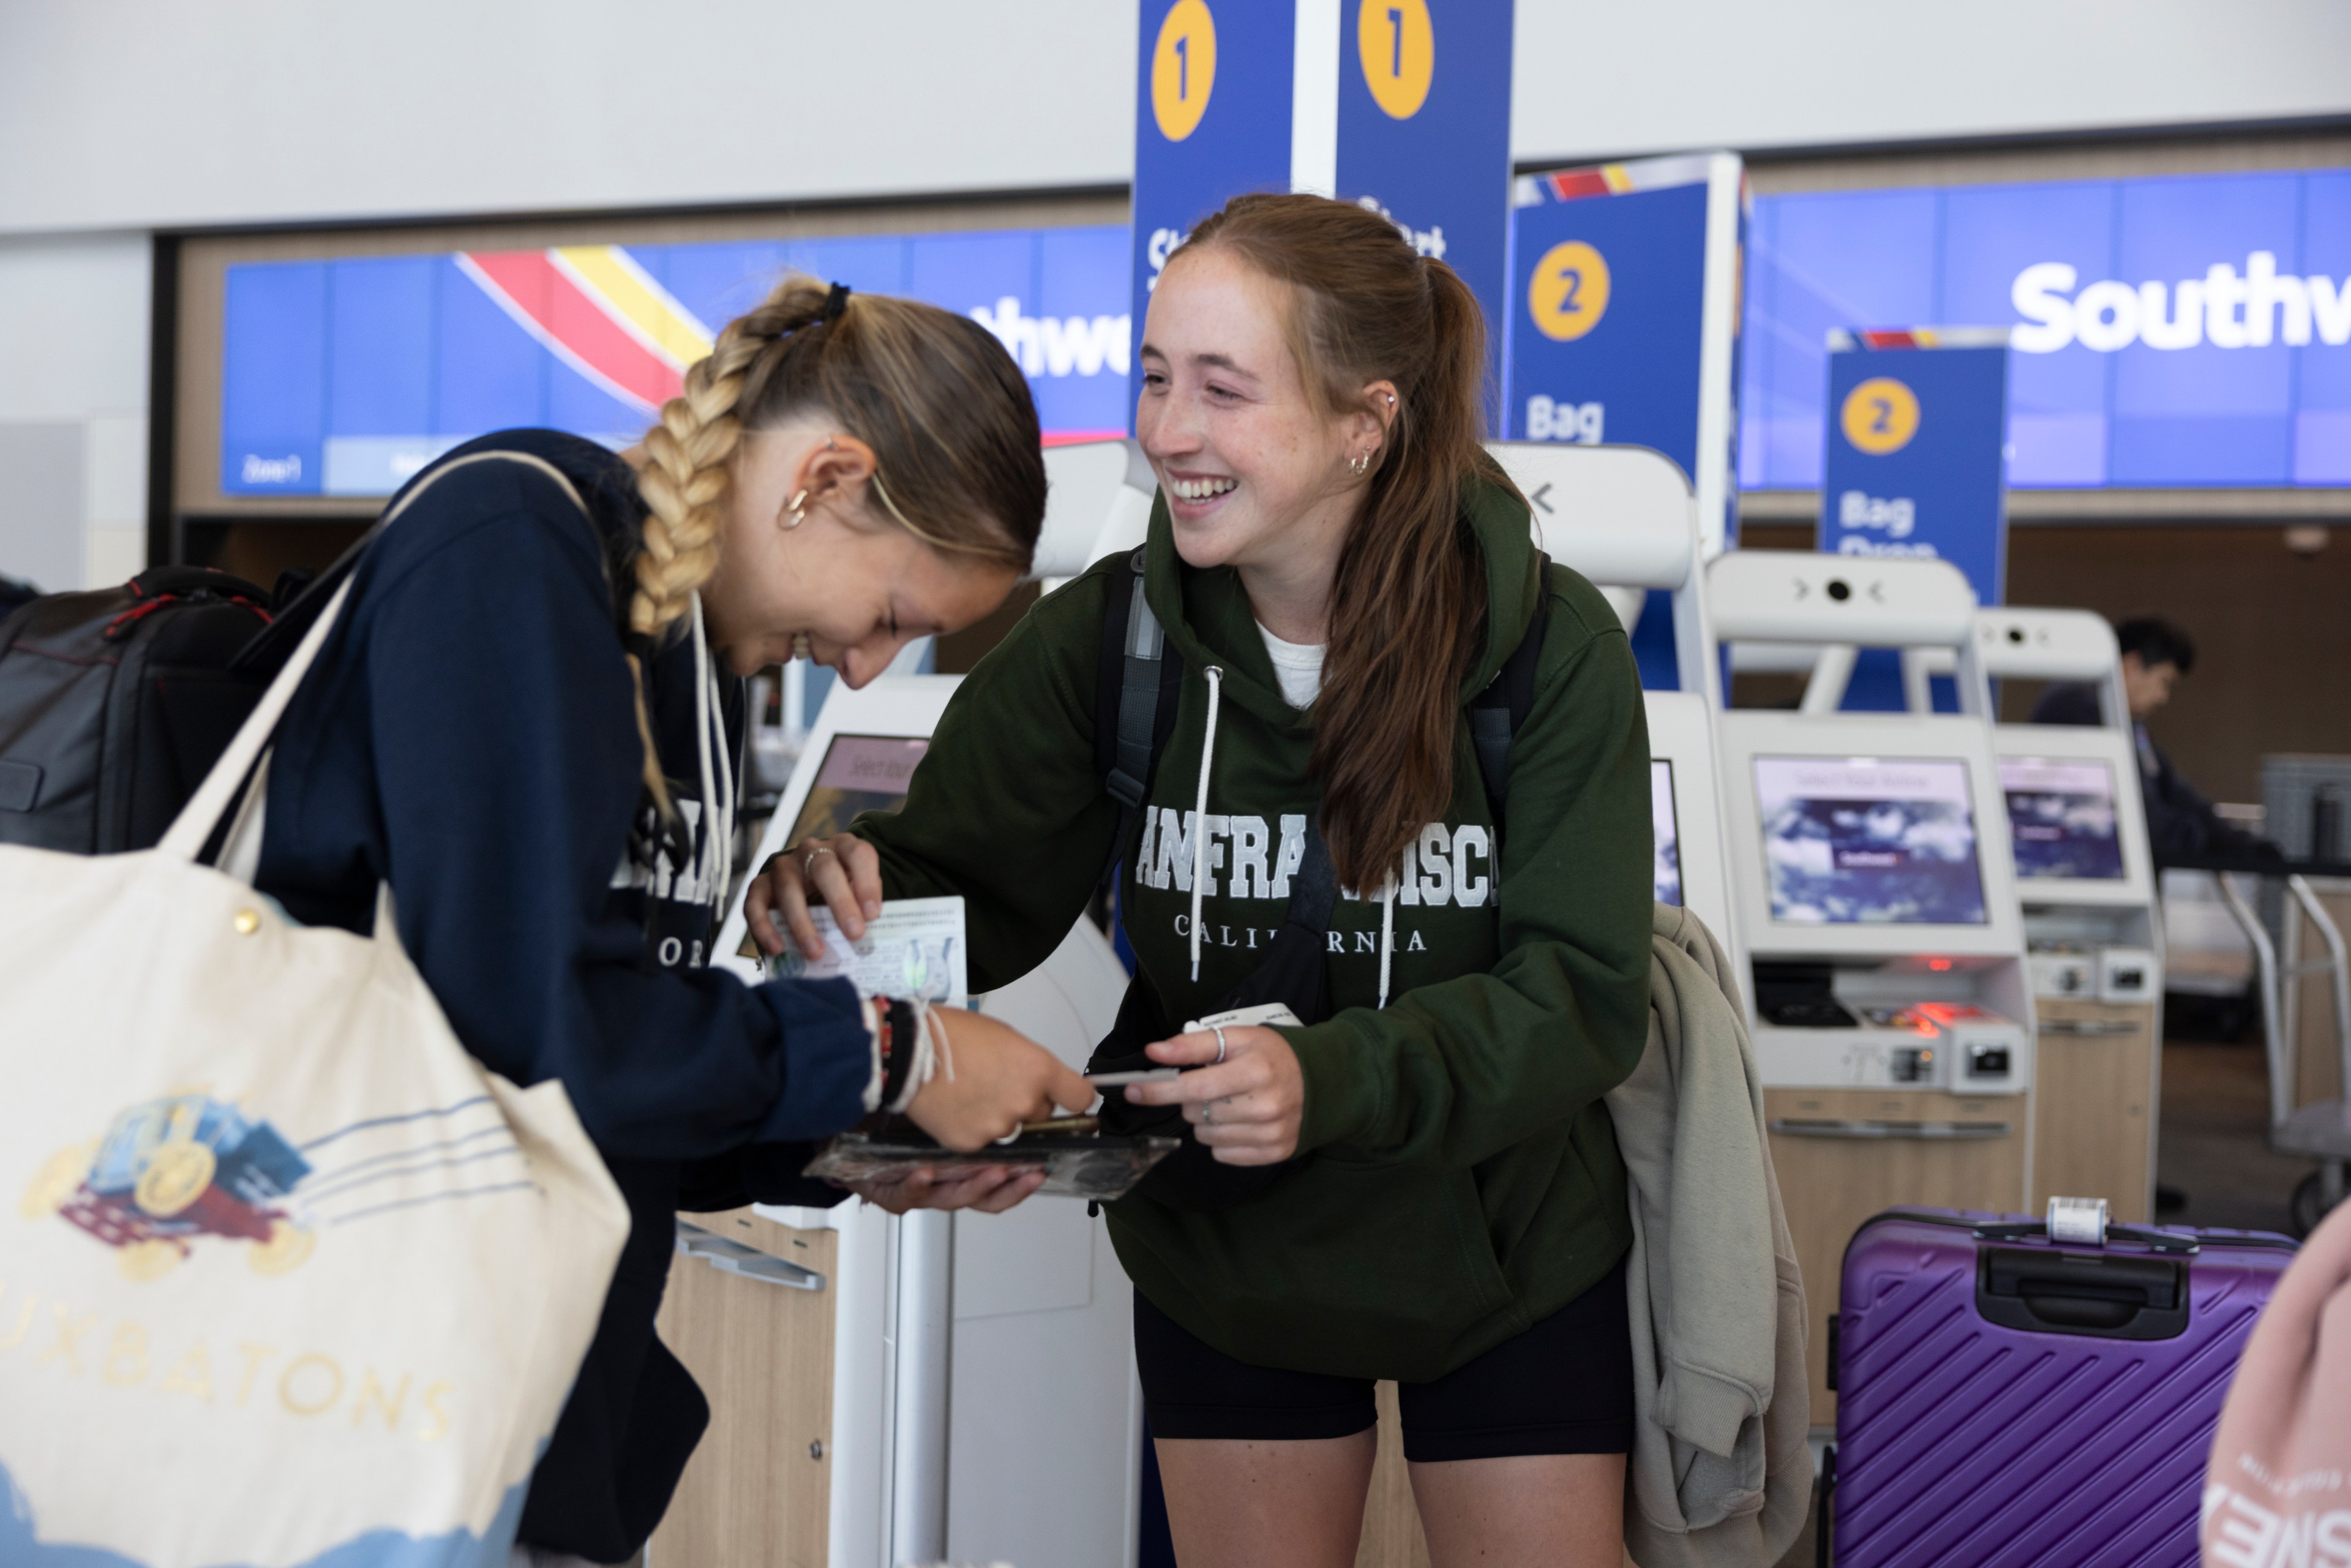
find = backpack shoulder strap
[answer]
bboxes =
[161,451,588,868]
[1468,552,1551,824]
[1095,546,1185,880]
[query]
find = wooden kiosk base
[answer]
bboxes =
[2030,997,2158,1223]
[648,1208,838,1568]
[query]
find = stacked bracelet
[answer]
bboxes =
[879,997,918,1111]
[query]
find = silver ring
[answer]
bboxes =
[801,845,836,879]
[1212,1025,1229,1064]
[1202,1101,1214,1126]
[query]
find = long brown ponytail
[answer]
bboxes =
[1180,193,1520,893]
[628,276,1044,809]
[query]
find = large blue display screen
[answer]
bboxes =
[221,226,1132,497]
[1741,167,2351,489]
[220,167,2349,500]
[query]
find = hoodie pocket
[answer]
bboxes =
[1256,1159,1517,1366]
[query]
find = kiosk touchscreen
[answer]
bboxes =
[1940,607,2164,1221]
[1652,760,1684,907]
[681,677,1142,1568]
[1484,441,1738,966]
[774,732,932,853]
[1752,754,1990,928]
[1709,551,2036,1426]
[2001,756,2128,885]
[1643,696,1736,959]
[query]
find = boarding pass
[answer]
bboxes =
[768,895,968,1004]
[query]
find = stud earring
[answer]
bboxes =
[785,489,809,529]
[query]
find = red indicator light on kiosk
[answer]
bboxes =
[1927,958,1952,972]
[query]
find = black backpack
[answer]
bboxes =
[1086,546,1549,1209]
[0,566,280,853]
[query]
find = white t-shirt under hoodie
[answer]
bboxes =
[1256,623,1325,710]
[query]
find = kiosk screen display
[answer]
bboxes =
[784,734,931,846]
[2000,758,2126,882]
[1755,756,1989,926]
[1652,760,1682,907]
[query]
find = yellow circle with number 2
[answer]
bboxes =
[1152,0,1217,143]
[1528,241,1612,341]
[1358,0,1434,119]
[1842,377,1921,455]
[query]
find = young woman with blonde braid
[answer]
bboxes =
[252,277,1092,1564]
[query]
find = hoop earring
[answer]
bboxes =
[784,489,809,529]
[1349,452,1371,477]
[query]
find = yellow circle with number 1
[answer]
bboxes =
[1151,0,1217,143]
[1528,241,1612,341]
[1842,376,1921,455]
[1358,0,1434,119]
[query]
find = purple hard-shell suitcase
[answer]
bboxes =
[1822,1206,2296,1568]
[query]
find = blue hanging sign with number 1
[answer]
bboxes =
[1129,0,1514,421]
[1129,0,1295,410]
[1335,0,1514,394]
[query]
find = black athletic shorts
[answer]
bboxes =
[1134,1253,1633,1463]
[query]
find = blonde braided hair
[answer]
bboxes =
[623,275,1046,816]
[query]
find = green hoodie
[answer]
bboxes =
[854,475,1652,1382]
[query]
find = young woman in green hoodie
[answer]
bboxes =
[747,193,1652,1567]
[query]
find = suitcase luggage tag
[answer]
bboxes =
[2044,1194,2110,1245]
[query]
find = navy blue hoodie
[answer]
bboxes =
[256,430,866,1558]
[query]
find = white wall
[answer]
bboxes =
[0,0,1138,236]
[1,0,2343,585]
[2,0,2345,237]
[0,234,149,591]
[1511,0,2351,166]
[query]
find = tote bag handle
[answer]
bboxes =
[156,451,592,865]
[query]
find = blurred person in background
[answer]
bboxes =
[2033,615,2277,863]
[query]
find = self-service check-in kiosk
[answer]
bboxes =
[1895,610,2164,1223]
[1709,552,2036,1427]
[651,440,1155,1568]
[1030,436,1157,587]
[1484,442,1738,966]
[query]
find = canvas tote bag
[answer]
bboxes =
[0,452,629,1567]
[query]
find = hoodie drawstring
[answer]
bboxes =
[689,593,735,911]
[1189,666,1224,982]
[1378,882,1395,1010]
[1181,659,1389,1005]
